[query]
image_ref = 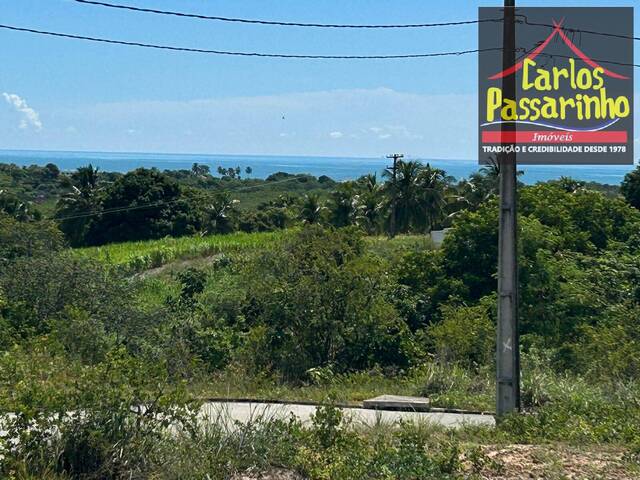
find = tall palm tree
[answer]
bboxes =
[459,156,524,211]
[416,164,452,232]
[357,174,384,234]
[383,160,423,234]
[299,193,325,225]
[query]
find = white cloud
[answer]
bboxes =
[368,124,423,140]
[329,131,343,139]
[2,93,42,130]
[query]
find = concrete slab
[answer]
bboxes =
[199,401,495,429]
[362,395,431,411]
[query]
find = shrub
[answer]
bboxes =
[236,226,417,380]
[0,345,196,479]
[428,298,495,368]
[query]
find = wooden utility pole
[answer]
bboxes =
[386,153,403,238]
[496,0,520,416]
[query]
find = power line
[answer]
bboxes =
[0,24,506,60]
[70,1,640,42]
[73,0,498,29]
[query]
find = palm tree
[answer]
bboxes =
[382,160,423,234]
[205,192,239,234]
[357,174,384,234]
[55,164,102,245]
[459,155,524,211]
[416,164,453,232]
[299,193,325,225]
[329,183,362,227]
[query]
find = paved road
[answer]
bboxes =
[200,401,495,429]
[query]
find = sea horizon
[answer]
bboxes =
[0,148,636,186]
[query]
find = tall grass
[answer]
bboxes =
[74,230,430,275]
[74,230,294,273]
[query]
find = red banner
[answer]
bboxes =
[481,131,628,144]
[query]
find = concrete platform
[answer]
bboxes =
[200,401,494,429]
[362,395,431,412]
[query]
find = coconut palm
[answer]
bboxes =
[205,192,239,234]
[357,174,384,234]
[416,164,454,232]
[55,164,102,245]
[382,160,424,234]
[329,183,362,227]
[299,193,325,225]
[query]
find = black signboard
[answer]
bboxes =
[479,7,634,164]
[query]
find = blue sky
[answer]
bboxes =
[0,0,638,159]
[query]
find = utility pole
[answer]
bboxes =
[386,153,403,238]
[496,0,520,416]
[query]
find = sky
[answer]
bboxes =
[0,0,638,159]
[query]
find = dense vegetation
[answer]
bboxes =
[1,160,640,478]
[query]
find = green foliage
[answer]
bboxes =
[621,164,640,209]
[86,168,203,245]
[0,213,65,263]
[0,189,42,221]
[572,303,640,379]
[0,343,195,479]
[234,226,418,381]
[55,164,102,246]
[4,159,640,476]
[429,298,495,368]
[77,229,290,273]
[1,253,131,339]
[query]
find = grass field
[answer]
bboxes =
[76,229,294,273]
[75,230,432,274]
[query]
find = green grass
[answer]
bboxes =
[365,234,434,257]
[191,364,495,412]
[75,229,295,273]
[75,230,432,275]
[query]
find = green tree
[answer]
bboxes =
[56,164,103,246]
[238,227,414,380]
[191,163,210,177]
[329,182,361,227]
[357,174,384,234]
[621,165,640,209]
[204,192,239,234]
[416,164,454,231]
[0,190,41,221]
[0,213,64,263]
[299,193,326,225]
[88,168,200,244]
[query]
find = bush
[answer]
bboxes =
[234,226,418,381]
[0,344,196,479]
[428,298,495,368]
[0,213,65,263]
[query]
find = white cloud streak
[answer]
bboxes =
[2,93,42,131]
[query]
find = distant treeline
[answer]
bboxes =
[0,160,638,247]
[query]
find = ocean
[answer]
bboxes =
[0,149,636,186]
